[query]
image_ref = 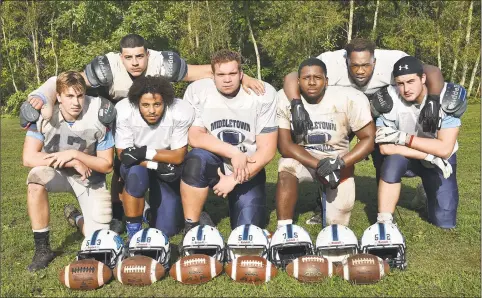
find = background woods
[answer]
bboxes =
[1,0,480,114]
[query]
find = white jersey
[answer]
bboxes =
[277,86,372,159]
[184,78,278,172]
[36,96,109,186]
[106,49,185,101]
[114,98,194,150]
[317,49,408,95]
[377,84,461,154]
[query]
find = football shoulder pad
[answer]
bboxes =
[160,51,188,82]
[367,86,394,118]
[84,55,113,88]
[441,83,467,118]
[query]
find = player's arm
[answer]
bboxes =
[423,64,444,95]
[378,143,428,160]
[246,130,278,177]
[188,126,241,159]
[283,72,301,102]
[278,128,319,169]
[407,127,459,159]
[341,121,375,167]
[23,135,55,167]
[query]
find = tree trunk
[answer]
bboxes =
[347,0,354,43]
[476,81,481,98]
[187,10,194,49]
[371,0,380,40]
[245,7,261,80]
[450,18,463,82]
[436,1,442,70]
[1,16,19,92]
[205,0,214,52]
[467,53,480,97]
[27,0,41,85]
[50,13,59,76]
[460,0,473,86]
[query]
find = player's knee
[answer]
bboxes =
[429,189,458,229]
[27,182,45,194]
[232,204,267,230]
[91,189,113,224]
[380,155,408,183]
[27,166,55,186]
[182,151,214,188]
[124,166,149,198]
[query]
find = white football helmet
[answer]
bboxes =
[315,224,358,264]
[226,224,269,262]
[77,229,125,269]
[180,225,225,262]
[128,228,171,269]
[268,224,314,268]
[360,222,407,270]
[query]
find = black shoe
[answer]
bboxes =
[199,211,214,227]
[27,247,55,272]
[63,204,82,228]
[110,218,125,234]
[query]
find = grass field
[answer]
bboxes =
[1,105,480,297]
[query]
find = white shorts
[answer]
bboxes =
[278,153,355,226]
[27,166,112,235]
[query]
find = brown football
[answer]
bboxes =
[286,255,335,283]
[113,255,165,286]
[59,259,112,290]
[225,256,277,284]
[170,254,223,284]
[336,253,390,284]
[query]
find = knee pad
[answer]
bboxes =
[182,153,219,188]
[124,166,149,198]
[27,166,56,186]
[380,155,410,183]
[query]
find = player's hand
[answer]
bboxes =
[319,170,342,189]
[154,162,181,183]
[316,156,346,179]
[120,146,147,167]
[423,154,452,179]
[213,168,238,198]
[241,74,265,96]
[375,126,408,145]
[28,97,44,110]
[419,94,442,133]
[72,160,92,181]
[290,99,312,140]
[44,150,77,169]
[231,151,255,183]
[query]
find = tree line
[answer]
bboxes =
[1,0,480,115]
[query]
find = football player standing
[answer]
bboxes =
[23,71,114,271]
[181,49,278,233]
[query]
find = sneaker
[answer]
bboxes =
[63,204,82,228]
[199,211,215,227]
[27,247,55,272]
[110,218,125,234]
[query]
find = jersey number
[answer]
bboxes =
[238,235,253,241]
[44,134,87,152]
[375,234,391,240]
[282,232,298,239]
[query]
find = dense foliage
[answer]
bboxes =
[1,1,480,114]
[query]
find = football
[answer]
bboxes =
[113,255,165,286]
[217,129,245,146]
[225,256,278,284]
[170,254,223,284]
[286,255,335,283]
[59,259,112,290]
[336,253,390,284]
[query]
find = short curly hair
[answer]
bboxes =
[127,75,175,107]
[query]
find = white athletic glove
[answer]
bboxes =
[422,154,453,179]
[375,127,408,145]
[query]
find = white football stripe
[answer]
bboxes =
[231,260,237,280]
[116,260,123,283]
[98,262,104,286]
[151,259,157,284]
[378,259,384,278]
[293,259,299,279]
[343,264,350,281]
[266,261,271,282]
[210,257,216,278]
[176,261,182,282]
[64,264,70,288]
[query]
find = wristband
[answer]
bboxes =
[146,161,158,170]
[407,135,414,147]
[145,149,157,160]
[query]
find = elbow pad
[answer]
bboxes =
[84,55,113,88]
[367,86,393,118]
[441,83,467,118]
[160,51,188,82]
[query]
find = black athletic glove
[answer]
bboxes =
[120,146,147,167]
[154,163,182,183]
[290,99,312,140]
[316,156,346,178]
[321,170,342,189]
[419,94,441,133]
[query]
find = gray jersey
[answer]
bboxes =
[115,98,194,150]
[184,78,278,173]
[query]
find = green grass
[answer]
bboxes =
[1,105,480,297]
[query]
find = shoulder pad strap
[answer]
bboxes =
[442,83,467,118]
[84,55,113,88]
[367,86,393,117]
[160,51,188,82]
